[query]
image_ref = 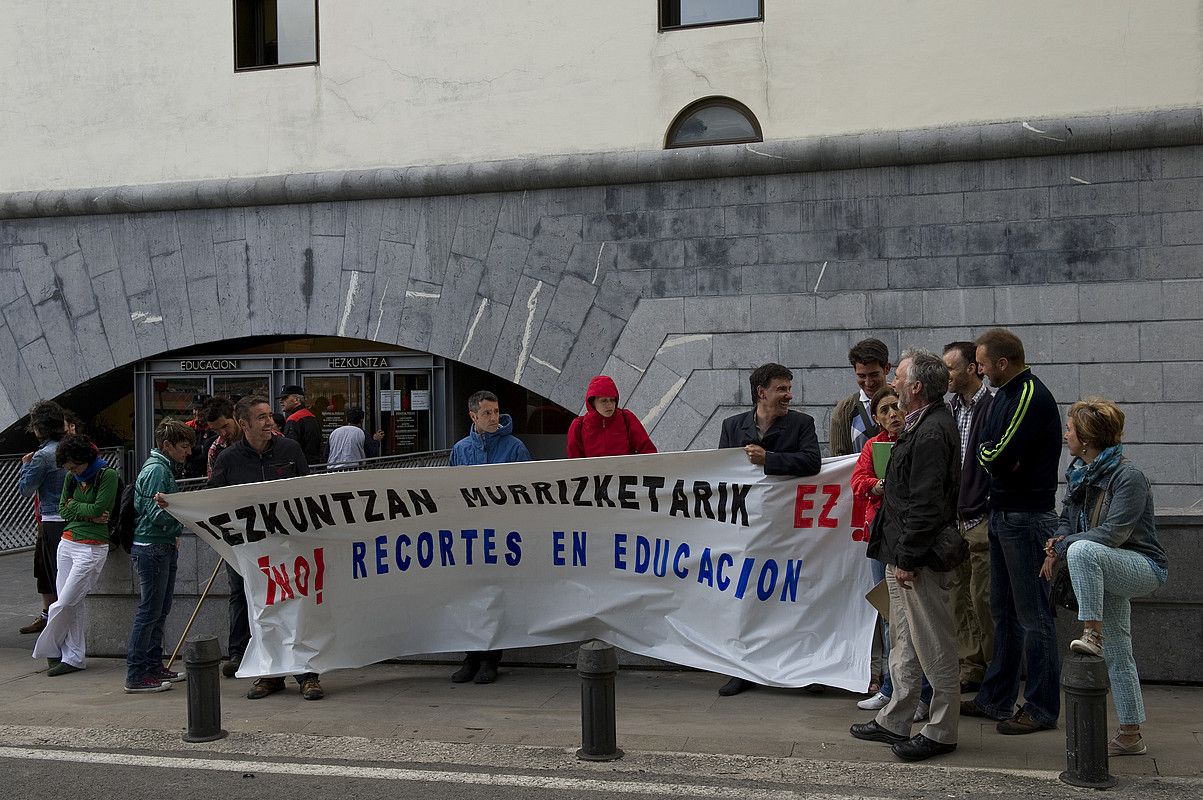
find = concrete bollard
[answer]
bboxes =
[1059,652,1116,789]
[182,635,228,743]
[576,640,623,761]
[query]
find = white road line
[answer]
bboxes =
[0,747,876,800]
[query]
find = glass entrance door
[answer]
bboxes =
[301,374,365,458]
[376,371,432,455]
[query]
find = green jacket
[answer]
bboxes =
[59,467,119,543]
[134,449,183,545]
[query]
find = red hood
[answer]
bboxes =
[583,375,620,427]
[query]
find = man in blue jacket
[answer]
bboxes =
[962,328,1062,735]
[16,402,69,635]
[448,390,531,683]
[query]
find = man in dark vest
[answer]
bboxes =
[277,384,322,465]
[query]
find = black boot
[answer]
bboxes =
[451,655,481,683]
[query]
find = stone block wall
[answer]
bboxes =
[2,131,1201,502]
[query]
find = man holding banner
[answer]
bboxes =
[209,396,324,701]
[447,389,531,684]
[715,363,821,697]
[851,349,961,762]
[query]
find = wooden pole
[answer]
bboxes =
[166,559,223,671]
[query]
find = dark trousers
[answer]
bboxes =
[463,650,502,667]
[225,562,250,659]
[34,521,66,597]
[126,543,178,683]
[227,562,316,684]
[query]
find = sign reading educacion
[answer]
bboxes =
[166,449,873,690]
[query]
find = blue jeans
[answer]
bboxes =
[973,510,1060,726]
[126,543,178,684]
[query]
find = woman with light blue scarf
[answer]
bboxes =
[1039,397,1168,758]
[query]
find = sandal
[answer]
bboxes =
[1108,733,1146,756]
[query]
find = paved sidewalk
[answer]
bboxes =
[0,644,1200,779]
[2,549,1200,780]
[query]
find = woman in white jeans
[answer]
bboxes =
[32,435,118,676]
[1039,398,1169,757]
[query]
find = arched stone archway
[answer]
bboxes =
[3,119,1201,505]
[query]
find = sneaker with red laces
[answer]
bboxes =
[153,666,186,683]
[124,676,172,694]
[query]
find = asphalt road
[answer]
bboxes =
[2,736,1201,800]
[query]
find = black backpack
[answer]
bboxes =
[109,473,137,553]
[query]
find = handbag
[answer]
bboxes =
[927,523,969,572]
[1050,561,1078,611]
[1049,473,1115,612]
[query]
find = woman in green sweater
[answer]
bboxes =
[32,435,118,676]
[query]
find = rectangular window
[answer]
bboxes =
[660,0,763,30]
[234,0,318,71]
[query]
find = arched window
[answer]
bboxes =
[665,97,762,148]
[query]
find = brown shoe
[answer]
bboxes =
[301,677,324,701]
[19,616,46,635]
[246,677,286,700]
[960,699,992,718]
[997,710,1055,735]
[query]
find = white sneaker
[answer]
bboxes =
[857,691,890,710]
[913,701,930,722]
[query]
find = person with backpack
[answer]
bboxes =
[565,376,657,459]
[123,419,196,693]
[32,434,120,676]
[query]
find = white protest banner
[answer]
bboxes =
[166,450,874,690]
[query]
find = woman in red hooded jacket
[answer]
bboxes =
[566,375,657,458]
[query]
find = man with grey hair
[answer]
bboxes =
[851,348,961,762]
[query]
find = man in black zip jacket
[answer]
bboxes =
[851,349,960,762]
[715,362,821,697]
[209,396,324,701]
[962,329,1062,735]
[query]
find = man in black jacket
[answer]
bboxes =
[277,384,322,465]
[851,349,960,762]
[942,342,995,693]
[962,328,1062,735]
[210,396,324,701]
[715,363,821,696]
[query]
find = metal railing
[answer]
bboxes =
[172,449,452,494]
[0,447,127,552]
[1,448,449,552]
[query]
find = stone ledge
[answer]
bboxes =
[3,108,1200,220]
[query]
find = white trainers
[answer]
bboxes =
[913,701,930,722]
[857,691,890,710]
[1070,629,1104,657]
